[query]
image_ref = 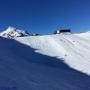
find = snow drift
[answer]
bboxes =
[15,33,90,75]
[0,28,90,90]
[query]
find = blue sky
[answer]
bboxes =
[0,0,90,34]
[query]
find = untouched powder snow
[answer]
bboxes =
[0,28,90,90]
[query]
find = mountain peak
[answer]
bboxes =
[0,26,30,38]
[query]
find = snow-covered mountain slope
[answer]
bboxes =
[15,33,90,75]
[0,26,30,38]
[0,30,90,90]
[75,31,90,39]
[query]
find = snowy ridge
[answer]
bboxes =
[15,33,90,75]
[0,26,30,38]
[75,31,90,40]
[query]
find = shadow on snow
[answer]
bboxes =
[0,37,90,90]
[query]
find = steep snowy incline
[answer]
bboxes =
[0,36,90,90]
[15,33,90,75]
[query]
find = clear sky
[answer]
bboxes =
[0,0,90,34]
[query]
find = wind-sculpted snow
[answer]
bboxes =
[0,36,90,90]
[15,34,90,75]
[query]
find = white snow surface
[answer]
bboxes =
[0,29,90,90]
[15,33,90,75]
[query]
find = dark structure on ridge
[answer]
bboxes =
[53,29,71,34]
